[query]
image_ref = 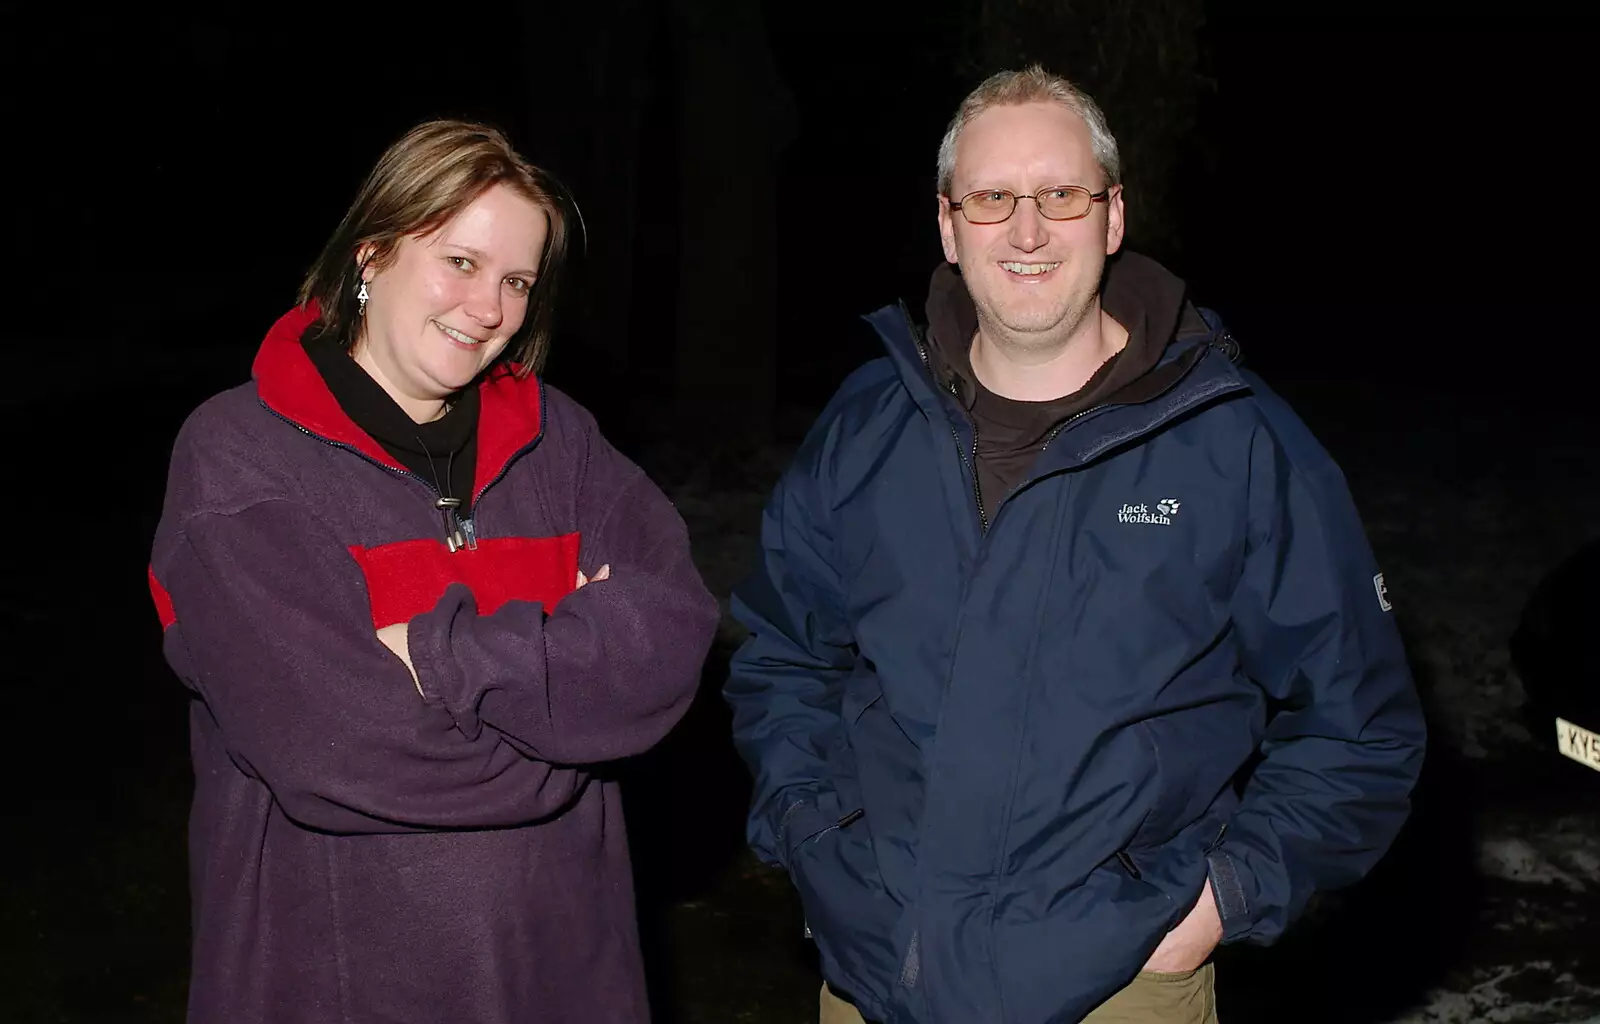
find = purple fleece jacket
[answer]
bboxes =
[149,306,719,1023]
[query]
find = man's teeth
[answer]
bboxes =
[437,323,485,345]
[1000,261,1061,276]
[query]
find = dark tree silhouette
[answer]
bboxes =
[667,0,795,441]
[968,0,1214,266]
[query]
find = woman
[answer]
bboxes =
[148,120,719,1023]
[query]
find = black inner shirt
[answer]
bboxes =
[303,328,481,514]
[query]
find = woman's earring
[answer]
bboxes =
[356,281,369,316]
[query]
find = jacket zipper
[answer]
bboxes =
[906,311,1241,533]
[259,402,494,551]
[906,306,990,532]
[1038,403,1098,454]
[1021,333,1241,497]
[956,387,987,531]
[1035,337,1222,455]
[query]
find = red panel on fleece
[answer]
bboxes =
[473,366,543,502]
[349,533,581,629]
[149,565,177,630]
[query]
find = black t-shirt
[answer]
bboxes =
[303,329,481,513]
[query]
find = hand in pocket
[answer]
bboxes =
[1141,879,1222,974]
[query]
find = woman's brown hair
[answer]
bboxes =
[298,119,575,376]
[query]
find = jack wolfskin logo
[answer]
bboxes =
[1118,499,1180,526]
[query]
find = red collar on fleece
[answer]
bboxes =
[252,303,544,502]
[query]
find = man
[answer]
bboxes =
[724,66,1426,1024]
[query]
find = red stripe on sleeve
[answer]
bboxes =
[148,565,177,630]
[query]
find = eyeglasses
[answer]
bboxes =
[947,185,1111,225]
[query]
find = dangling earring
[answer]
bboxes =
[356,281,369,316]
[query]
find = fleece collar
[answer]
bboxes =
[251,303,544,503]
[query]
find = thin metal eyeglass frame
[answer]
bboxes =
[947,185,1111,224]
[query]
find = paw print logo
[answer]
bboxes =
[1156,498,1181,516]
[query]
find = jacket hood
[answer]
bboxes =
[921,251,1211,413]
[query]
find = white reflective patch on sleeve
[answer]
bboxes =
[1374,572,1393,612]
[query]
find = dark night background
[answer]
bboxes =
[3,3,1598,1022]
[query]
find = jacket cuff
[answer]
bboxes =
[1206,847,1254,943]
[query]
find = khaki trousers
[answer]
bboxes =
[819,963,1217,1024]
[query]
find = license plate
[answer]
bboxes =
[1556,717,1600,773]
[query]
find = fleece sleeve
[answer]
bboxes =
[158,498,593,835]
[406,434,720,766]
[155,425,717,835]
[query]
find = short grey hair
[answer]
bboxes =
[936,64,1122,196]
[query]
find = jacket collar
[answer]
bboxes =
[865,298,1249,470]
[252,304,545,502]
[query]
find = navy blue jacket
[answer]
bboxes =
[725,297,1426,1023]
